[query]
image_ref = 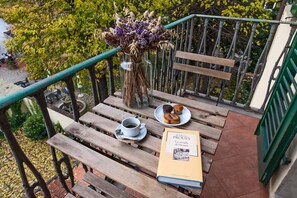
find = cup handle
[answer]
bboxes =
[140,123,145,129]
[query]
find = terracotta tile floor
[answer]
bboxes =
[48,111,268,198]
[201,111,268,198]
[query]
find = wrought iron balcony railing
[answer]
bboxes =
[0,14,296,197]
[160,14,297,111]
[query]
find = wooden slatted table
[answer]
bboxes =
[47,90,228,197]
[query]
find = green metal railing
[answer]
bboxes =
[256,32,297,185]
[0,47,120,109]
[156,14,297,111]
[0,47,120,197]
[0,14,297,196]
[1,15,297,111]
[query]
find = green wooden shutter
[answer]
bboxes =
[256,33,297,185]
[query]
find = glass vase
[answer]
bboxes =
[120,52,152,108]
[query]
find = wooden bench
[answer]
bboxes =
[48,134,190,198]
[65,193,76,198]
[173,51,235,105]
[68,171,133,198]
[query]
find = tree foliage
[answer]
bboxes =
[0,0,278,80]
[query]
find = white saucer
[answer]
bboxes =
[114,124,147,141]
[154,103,191,127]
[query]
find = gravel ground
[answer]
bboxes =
[0,65,28,83]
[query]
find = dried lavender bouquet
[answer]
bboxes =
[102,9,173,107]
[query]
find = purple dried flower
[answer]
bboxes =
[135,27,143,34]
[101,11,172,54]
[115,26,124,36]
[138,38,148,49]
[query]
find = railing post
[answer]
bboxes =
[98,71,109,102]
[194,18,209,94]
[0,108,51,197]
[182,18,194,94]
[231,23,257,104]
[153,48,159,91]
[88,66,100,106]
[107,57,115,95]
[244,24,278,109]
[217,21,241,103]
[34,90,75,193]
[64,77,80,122]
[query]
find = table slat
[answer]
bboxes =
[47,134,190,198]
[93,103,164,137]
[149,99,226,127]
[65,122,158,174]
[79,112,161,152]
[104,96,155,118]
[93,104,217,153]
[84,109,217,155]
[104,96,222,140]
[181,121,221,140]
[152,90,229,116]
[66,121,213,173]
[76,115,213,173]
[114,91,225,128]
[66,122,208,195]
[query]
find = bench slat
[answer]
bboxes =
[47,134,190,198]
[175,51,235,67]
[64,193,76,198]
[173,62,231,80]
[72,182,105,198]
[83,172,133,198]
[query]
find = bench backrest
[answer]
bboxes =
[173,51,235,81]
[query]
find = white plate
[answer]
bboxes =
[114,124,147,141]
[154,104,191,127]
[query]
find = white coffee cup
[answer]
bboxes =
[120,117,145,137]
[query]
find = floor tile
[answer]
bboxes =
[236,188,268,198]
[223,127,258,156]
[223,112,245,130]
[73,164,85,181]
[211,155,263,198]
[241,116,259,131]
[201,170,229,198]
[244,154,259,170]
[213,130,238,161]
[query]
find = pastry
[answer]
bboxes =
[163,113,180,124]
[173,104,183,115]
[163,104,173,114]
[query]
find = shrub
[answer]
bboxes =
[9,101,29,131]
[54,122,64,133]
[22,113,47,140]
[9,113,29,131]
[0,129,3,139]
